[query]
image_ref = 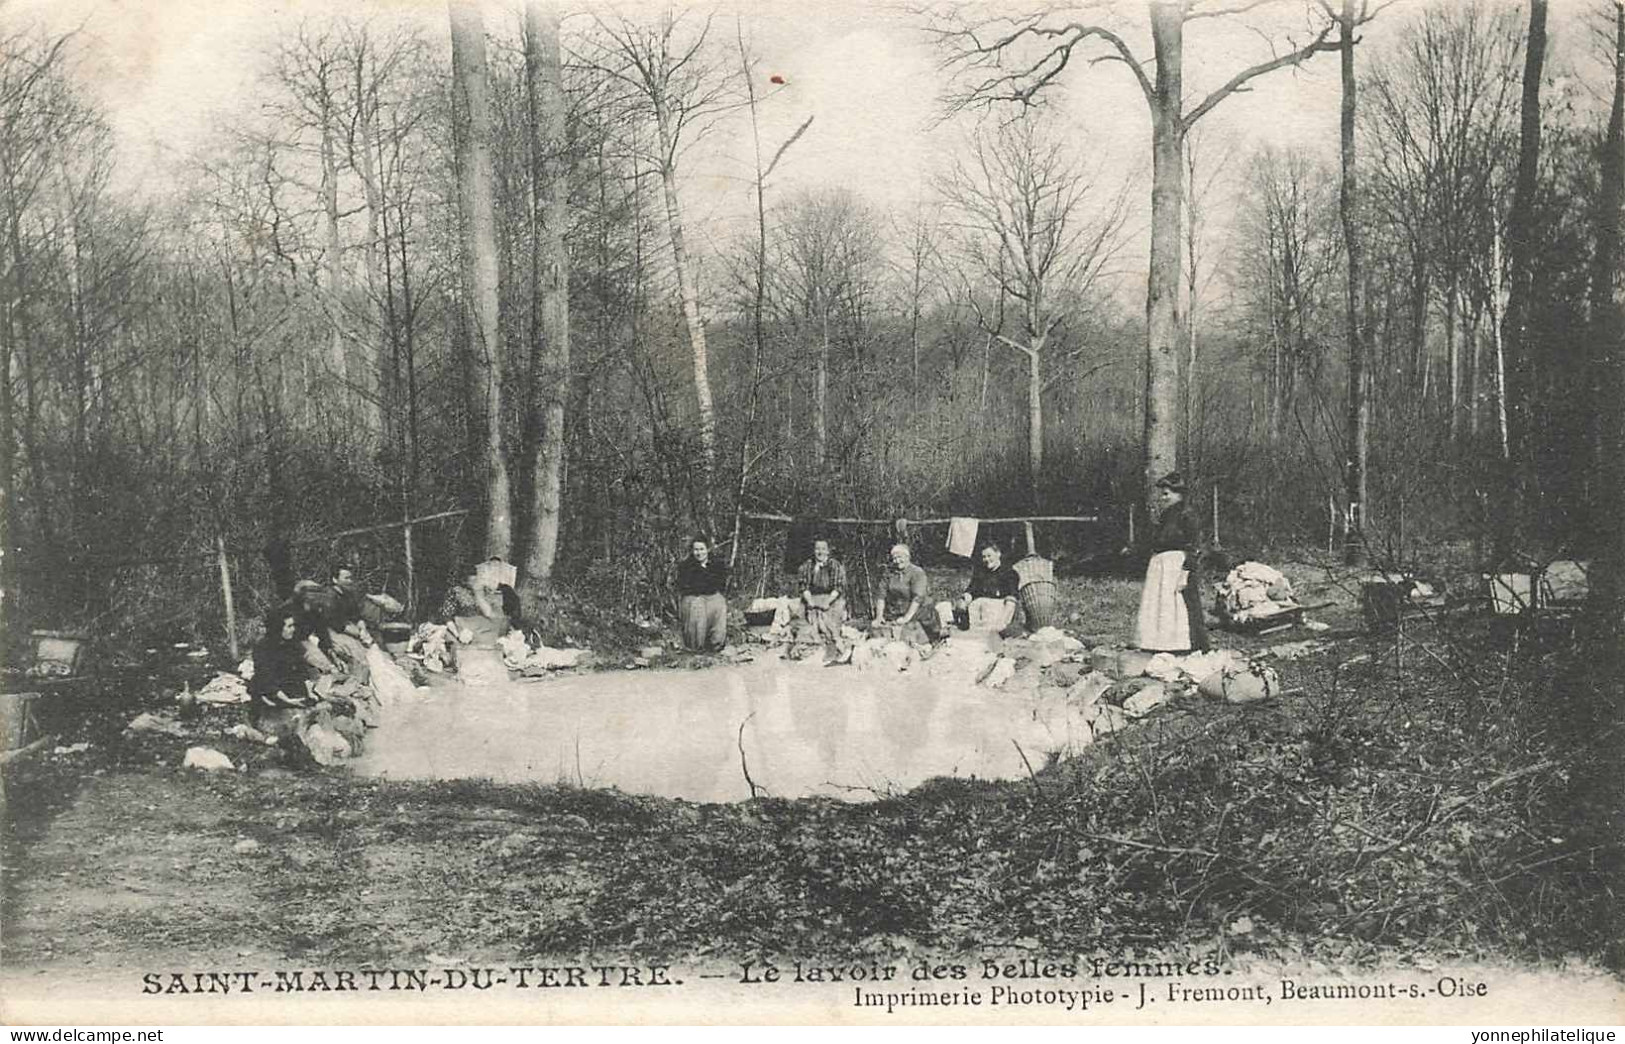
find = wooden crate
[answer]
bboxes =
[29,631,89,677]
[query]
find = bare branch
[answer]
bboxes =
[1185,19,1339,128]
[763,115,813,180]
[1186,0,1285,22]
[994,333,1038,359]
[931,12,1154,112]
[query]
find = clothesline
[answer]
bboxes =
[742,512,1101,525]
[67,507,472,570]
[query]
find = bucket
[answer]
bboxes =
[380,622,413,654]
[1019,579,1058,630]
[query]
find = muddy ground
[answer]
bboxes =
[2,556,1621,1019]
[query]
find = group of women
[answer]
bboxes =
[245,565,379,755]
[671,471,1210,657]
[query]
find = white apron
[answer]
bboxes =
[1134,550,1190,652]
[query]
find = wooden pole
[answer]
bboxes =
[403,523,416,619]
[1023,520,1036,557]
[1328,495,1336,553]
[739,511,1100,525]
[216,534,239,661]
[1211,485,1220,547]
[1128,503,1136,547]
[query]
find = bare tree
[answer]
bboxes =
[933,0,1337,511]
[334,19,430,451]
[1591,0,1625,628]
[1364,1,1522,438]
[1323,0,1387,563]
[450,0,513,558]
[938,118,1130,505]
[1181,124,1235,464]
[1,25,78,627]
[270,23,385,438]
[518,0,570,606]
[1236,145,1342,444]
[893,204,942,409]
[1497,0,1548,558]
[578,8,739,500]
[776,188,882,470]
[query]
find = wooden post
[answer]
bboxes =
[1211,485,1220,547]
[1128,504,1136,547]
[403,523,416,619]
[216,534,239,661]
[1023,520,1036,557]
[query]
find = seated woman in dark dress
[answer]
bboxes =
[248,608,366,755]
[247,609,319,734]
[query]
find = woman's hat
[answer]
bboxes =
[1155,471,1187,493]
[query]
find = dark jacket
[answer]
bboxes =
[247,632,317,709]
[1150,501,1200,556]
[279,596,330,650]
[323,582,364,632]
[966,561,1020,600]
[675,556,728,596]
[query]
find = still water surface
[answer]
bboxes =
[352,654,1087,803]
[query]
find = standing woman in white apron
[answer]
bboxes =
[1133,472,1210,653]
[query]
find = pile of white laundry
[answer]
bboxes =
[1216,562,1299,623]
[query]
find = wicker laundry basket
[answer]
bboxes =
[1013,556,1058,629]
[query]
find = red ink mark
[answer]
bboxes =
[769,75,785,85]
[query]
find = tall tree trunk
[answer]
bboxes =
[352,83,389,442]
[0,233,14,637]
[1491,227,1510,461]
[1338,0,1369,564]
[1185,187,1199,460]
[1468,307,1482,440]
[814,302,828,467]
[450,0,512,559]
[980,330,991,413]
[1590,0,1624,627]
[1498,0,1547,558]
[1446,279,1460,440]
[321,108,348,412]
[1144,2,1185,513]
[3,162,57,581]
[1028,345,1043,507]
[1410,252,1430,400]
[520,0,569,602]
[653,103,716,493]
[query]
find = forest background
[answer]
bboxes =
[1,0,1622,647]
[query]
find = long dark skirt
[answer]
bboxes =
[1183,562,1210,652]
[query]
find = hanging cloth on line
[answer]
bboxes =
[946,517,980,558]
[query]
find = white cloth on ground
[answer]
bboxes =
[366,645,418,706]
[1134,550,1191,652]
[968,597,1015,632]
[946,517,980,558]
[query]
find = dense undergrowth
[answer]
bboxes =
[3,575,1620,973]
